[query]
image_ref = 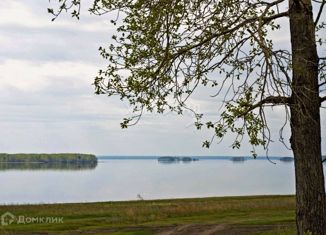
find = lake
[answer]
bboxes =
[0,156,313,204]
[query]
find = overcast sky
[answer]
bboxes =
[0,0,325,156]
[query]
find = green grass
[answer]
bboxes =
[0,195,296,234]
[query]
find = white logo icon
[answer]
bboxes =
[1,212,16,226]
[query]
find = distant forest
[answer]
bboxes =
[0,153,97,163]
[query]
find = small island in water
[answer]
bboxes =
[158,156,199,164]
[0,153,97,163]
[0,153,97,170]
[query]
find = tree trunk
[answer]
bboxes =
[289,0,326,234]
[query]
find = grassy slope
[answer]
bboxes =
[0,195,296,235]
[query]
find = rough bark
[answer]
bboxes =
[289,0,326,234]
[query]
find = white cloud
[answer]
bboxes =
[0,0,113,32]
[0,59,98,92]
[0,1,45,28]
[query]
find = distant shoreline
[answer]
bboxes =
[97,155,326,162]
[98,155,294,161]
[0,153,97,163]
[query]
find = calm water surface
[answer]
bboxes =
[0,157,308,204]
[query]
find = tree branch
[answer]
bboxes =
[238,96,292,118]
[315,0,326,26]
[176,11,288,56]
[321,96,326,103]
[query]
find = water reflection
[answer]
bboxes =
[0,161,97,171]
[279,157,294,163]
[230,157,246,163]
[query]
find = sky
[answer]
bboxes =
[0,0,325,156]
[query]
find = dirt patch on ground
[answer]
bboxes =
[155,224,292,235]
[4,223,293,235]
[156,224,229,235]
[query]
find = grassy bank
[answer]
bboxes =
[0,195,296,235]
